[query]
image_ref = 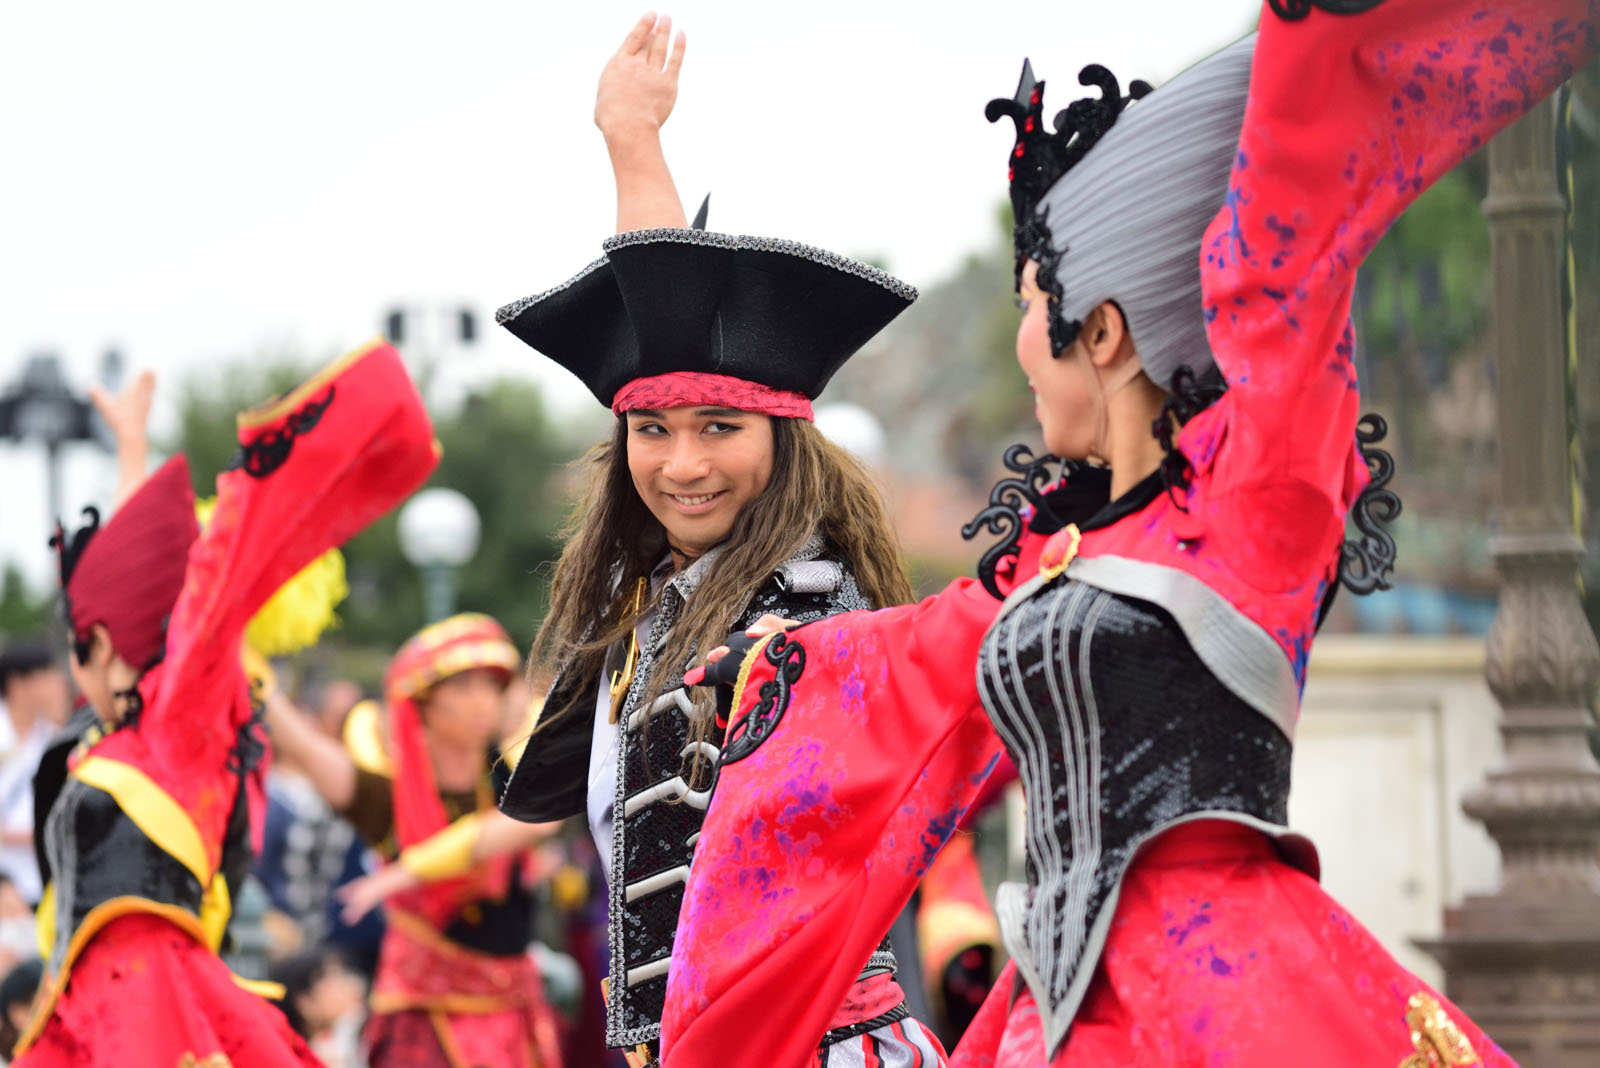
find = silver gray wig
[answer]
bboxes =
[1035,34,1255,390]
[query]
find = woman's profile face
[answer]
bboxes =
[1016,260,1100,460]
[625,406,775,561]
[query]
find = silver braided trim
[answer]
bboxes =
[857,947,899,979]
[601,227,919,303]
[1064,554,1301,741]
[606,576,684,1050]
[495,254,610,325]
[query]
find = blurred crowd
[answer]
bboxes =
[0,641,67,1060]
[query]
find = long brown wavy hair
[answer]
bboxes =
[529,415,912,758]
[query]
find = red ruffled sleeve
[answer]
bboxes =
[92,340,438,867]
[660,578,1005,1068]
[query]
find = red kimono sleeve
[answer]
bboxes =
[1193,0,1597,590]
[660,578,1005,1068]
[94,340,438,863]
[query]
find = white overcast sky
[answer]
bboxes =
[0,0,1258,593]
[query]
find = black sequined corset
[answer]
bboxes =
[40,746,253,977]
[608,540,878,1050]
[976,572,1298,1053]
[40,775,244,975]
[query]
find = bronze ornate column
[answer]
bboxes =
[1417,96,1600,1065]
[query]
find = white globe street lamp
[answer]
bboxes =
[814,402,888,467]
[397,487,481,623]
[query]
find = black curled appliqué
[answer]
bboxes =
[1339,413,1401,594]
[228,386,336,479]
[51,506,100,589]
[962,444,1062,599]
[1015,210,1054,294]
[1268,0,1385,20]
[720,632,806,767]
[1150,365,1227,513]
[112,684,144,728]
[51,505,101,649]
[1021,207,1082,358]
[229,679,270,774]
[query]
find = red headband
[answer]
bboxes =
[611,372,814,421]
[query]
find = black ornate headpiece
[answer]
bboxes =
[986,60,1152,288]
[49,506,100,659]
[50,507,100,595]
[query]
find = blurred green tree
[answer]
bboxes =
[0,565,54,641]
[338,380,577,652]
[1353,159,1491,465]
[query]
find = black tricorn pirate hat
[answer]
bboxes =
[496,227,917,409]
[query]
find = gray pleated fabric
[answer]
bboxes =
[1036,34,1255,390]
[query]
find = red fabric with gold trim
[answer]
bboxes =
[610,372,815,420]
[23,341,436,1068]
[60,456,199,673]
[949,822,1516,1068]
[366,909,562,1068]
[88,339,439,869]
[383,613,519,929]
[383,613,519,708]
[16,913,319,1068]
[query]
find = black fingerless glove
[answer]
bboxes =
[684,632,757,728]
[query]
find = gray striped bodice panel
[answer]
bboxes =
[976,575,1293,1053]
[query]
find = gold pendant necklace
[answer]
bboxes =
[608,577,648,725]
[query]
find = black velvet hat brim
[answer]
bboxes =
[497,229,916,408]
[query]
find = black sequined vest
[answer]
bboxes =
[606,539,877,1050]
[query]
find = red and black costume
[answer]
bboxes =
[663,4,1599,1067]
[498,224,946,1065]
[340,613,562,1068]
[20,340,437,1067]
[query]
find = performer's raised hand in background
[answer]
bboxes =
[596,12,689,232]
[88,369,155,507]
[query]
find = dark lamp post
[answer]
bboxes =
[0,354,97,525]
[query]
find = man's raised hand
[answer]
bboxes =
[595,12,687,140]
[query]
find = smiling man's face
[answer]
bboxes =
[625,405,775,562]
